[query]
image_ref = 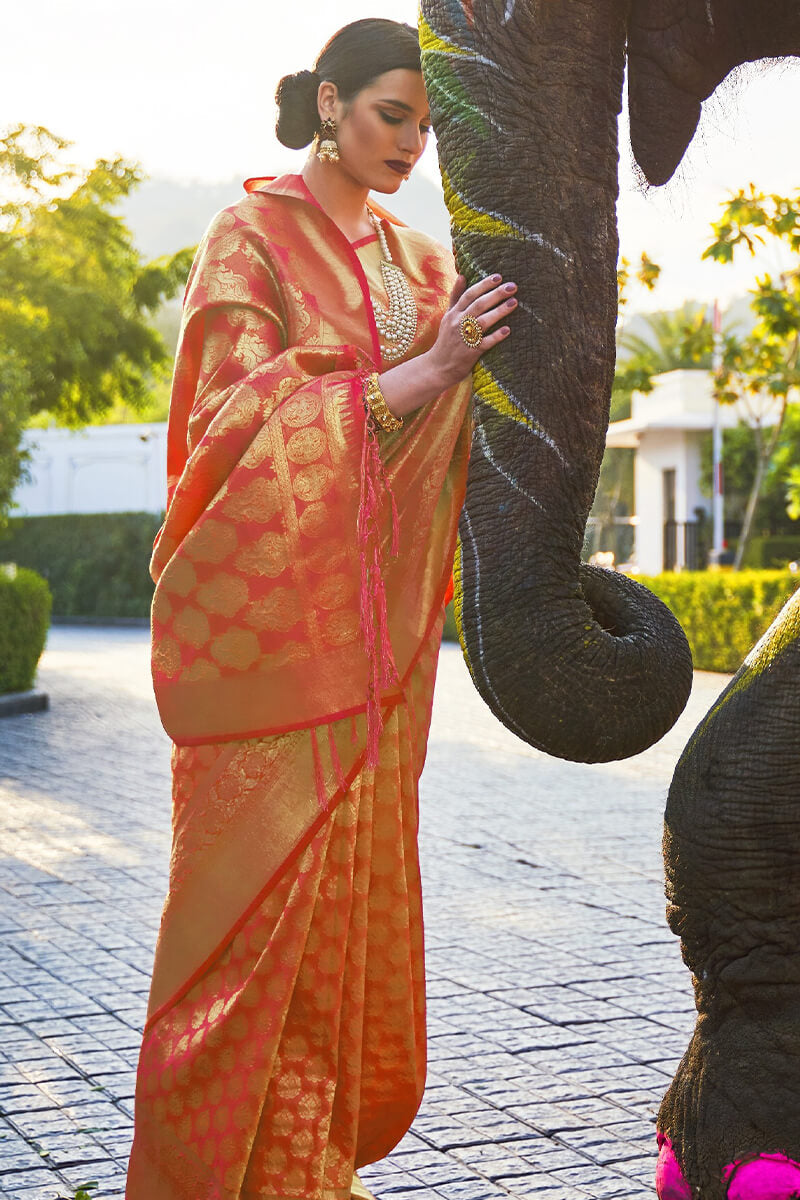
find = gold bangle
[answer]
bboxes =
[363,372,403,433]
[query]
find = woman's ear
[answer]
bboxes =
[316,80,339,122]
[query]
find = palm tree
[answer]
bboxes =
[619,302,714,377]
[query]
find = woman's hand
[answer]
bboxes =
[427,273,516,391]
[378,273,516,421]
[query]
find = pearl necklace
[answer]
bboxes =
[366,208,418,363]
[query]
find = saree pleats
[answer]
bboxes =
[127,622,440,1199]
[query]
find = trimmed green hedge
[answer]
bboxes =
[0,513,161,619]
[0,567,52,693]
[741,536,800,570]
[443,571,798,674]
[639,570,797,673]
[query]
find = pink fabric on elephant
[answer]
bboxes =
[724,1153,800,1200]
[657,1135,800,1200]
[656,1134,692,1199]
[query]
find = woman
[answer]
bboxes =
[127,18,516,1200]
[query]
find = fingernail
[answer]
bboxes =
[501,327,510,335]
[504,282,516,292]
[492,274,502,282]
[506,298,517,308]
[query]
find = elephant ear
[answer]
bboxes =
[627,0,800,186]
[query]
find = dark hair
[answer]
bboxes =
[275,19,421,150]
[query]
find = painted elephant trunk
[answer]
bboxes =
[420,0,692,762]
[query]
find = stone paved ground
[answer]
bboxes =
[0,627,729,1200]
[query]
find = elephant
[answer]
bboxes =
[656,589,800,1197]
[418,1,800,1197]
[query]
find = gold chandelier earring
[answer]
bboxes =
[317,118,340,164]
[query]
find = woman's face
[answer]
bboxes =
[328,68,431,193]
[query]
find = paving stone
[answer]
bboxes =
[0,629,727,1198]
[516,1146,588,1171]
[0,1180,64,1200]
[484,1173,565,1197]
[434,1180,510,1200]
[404,1160,475,1187]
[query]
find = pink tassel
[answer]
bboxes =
[358,393,400,768]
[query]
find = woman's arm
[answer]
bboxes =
[378,273,517,420]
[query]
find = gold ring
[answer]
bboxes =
[459,315,483,349]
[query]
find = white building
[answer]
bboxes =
[606,370,743,574]
[14,422,168,517]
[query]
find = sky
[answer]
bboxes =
[4,0,800,313]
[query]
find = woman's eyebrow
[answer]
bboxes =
[378,98,432,121]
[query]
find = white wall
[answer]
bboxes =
[633,428,712,573]
[14,423,168,517]
[634,429,687,574]
[629,369,715,425]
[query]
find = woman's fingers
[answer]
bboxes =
[448,274,467,308]
[469,280,517,320]
[435,272,514,381]
[450,273,505,312]
[476,324,511,352]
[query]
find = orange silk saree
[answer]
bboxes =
[126,175,472,1200]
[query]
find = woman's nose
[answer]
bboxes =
[399,126,424,157]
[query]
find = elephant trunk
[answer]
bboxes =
[420,0,692,763]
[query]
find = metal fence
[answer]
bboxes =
[663,519,708,571]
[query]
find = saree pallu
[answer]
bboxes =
[127,175,472,1199]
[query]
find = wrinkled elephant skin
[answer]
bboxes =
[419,1,800,1197]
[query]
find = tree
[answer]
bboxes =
[619,302,714,380]
[703,185,800,567]
[0,361,31,522]
[0,124,194,524]
[603,186,800,569]
[699,408,800,538]
[787,466,800,520]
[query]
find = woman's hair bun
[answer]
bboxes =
[275,70,321,149]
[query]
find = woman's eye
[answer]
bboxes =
[420,125,432,136]
[379,112,403,126]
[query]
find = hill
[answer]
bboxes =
[121,170,452,260]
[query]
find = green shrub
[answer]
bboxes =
[0,512,161,618]
[740,536,800,569]
[0,567,52,693]
[638,570,798,673]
